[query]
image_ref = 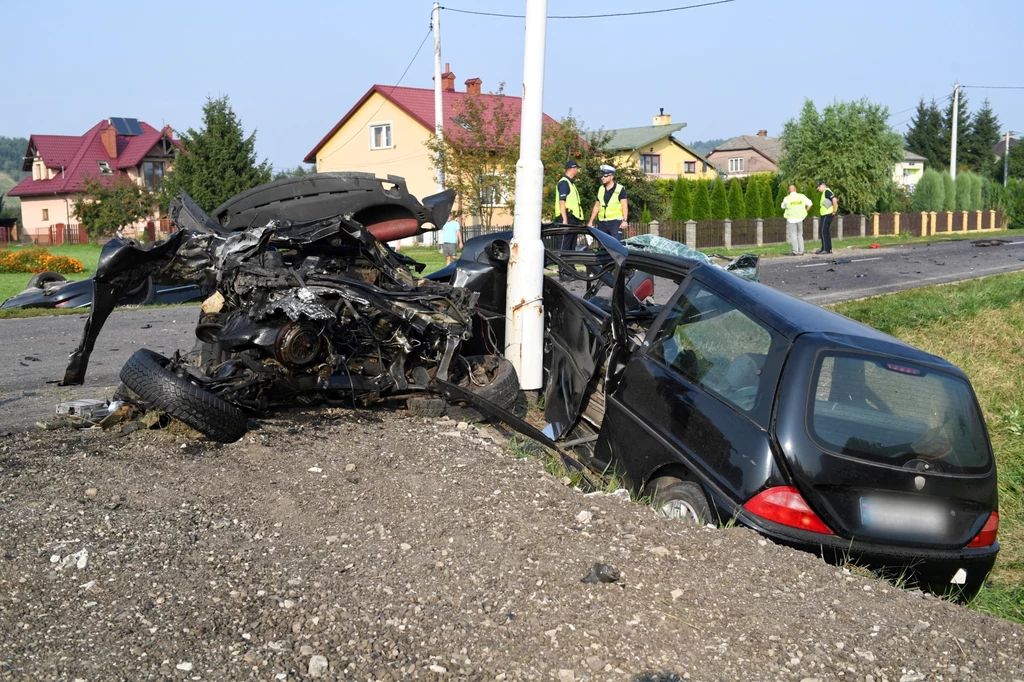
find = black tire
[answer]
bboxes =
[650,477,713,525]
[27,271,67,289]
[407,355,519,422]
[120,349,248,443]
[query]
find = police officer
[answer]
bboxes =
[815,180,838,255]
[781,184,813,256]
[555,160,583,278]
[587,164,628,240]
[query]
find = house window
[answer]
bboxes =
[640,153,660,175]
[143,161,165,189]
[97,160,114,175]
[684,161,696,174]
[42,208,49,221]
[728,157,744,173]
[369,122,392,150]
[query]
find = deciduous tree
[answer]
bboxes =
[161,96,272,213]
[779,98,903,215]
[74,176,156,243]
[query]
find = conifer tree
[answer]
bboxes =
[904,99,945,170]
[710,178,729,219]
[727,180,746,219]
[964,99,1001,175]
[671,178,692,221]
[775,182,789,218]
[744,179,761,218]
[942,173,956,211]
[692,179,712,220]
[760,176,777,218]
[910,168,945,213]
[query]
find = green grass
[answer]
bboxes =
[0,243,102,306]
[832,270,1024,623]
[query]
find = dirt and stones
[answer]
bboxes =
[0,409,1021,681]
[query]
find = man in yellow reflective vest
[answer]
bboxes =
[781,184,813,256]
[554,160,583,279]
[587,164,628,240]
[815,180,838,255]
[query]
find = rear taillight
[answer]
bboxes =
[744,486,834,535]
[967,512,999,548]
[55,301,69,308]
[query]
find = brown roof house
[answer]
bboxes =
[706,130,783,178]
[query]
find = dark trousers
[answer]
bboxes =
[819,214,834,252]
[595,219,623,241]
[558,214,582,276]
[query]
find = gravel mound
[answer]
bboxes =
[1,410,1021,681]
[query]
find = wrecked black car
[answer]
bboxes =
[1,270,204,311]
[437,226,1000,599]
[61,173,520,443]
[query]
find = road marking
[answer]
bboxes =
[797,256,884,269]
[797,262,834,268]
[850,257,883,262]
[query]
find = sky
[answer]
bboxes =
[4,0,1023,172]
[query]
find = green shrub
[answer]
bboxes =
[1006,180,1024,228]
[911,168,945,212]
[744,180,761,218]
[670,178,692,221]
[759,177,776,219]
[692,179,712,220]
[775,182,788,217]
[942,173,956,211]
[727,180,746,220]
[710,178,728,219]
[968,173,983,211]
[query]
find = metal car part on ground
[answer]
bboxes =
[59,174,527,442]
[434,223,1000,600]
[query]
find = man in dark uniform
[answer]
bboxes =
[815,180,838,255]
[554,160,583,279]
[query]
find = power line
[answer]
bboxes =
[439,0,735,20]
[962,85,1024,90]
[320,27,433,162]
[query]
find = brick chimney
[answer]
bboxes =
[441,63,455,92]
[464,77,482,95]
[653,107,672,126]
[756,129,768,137]
[100,124,118,158]
[161,124,174,140]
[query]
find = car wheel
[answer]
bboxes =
[26,271,67,289]
[407,355,520,422]
[650,477,712,525]
[120,349,248,443]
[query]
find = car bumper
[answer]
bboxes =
[735,509,999,593]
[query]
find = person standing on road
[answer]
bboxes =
[441,210,463,267]
[588,164,628,240]
[816,181,838,255]
[555,160,584,279]
[782,184,813,256]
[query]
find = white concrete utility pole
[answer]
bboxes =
[950,82,960,180]
[427,1,444,246]
[504,0,548,391]
[1005,130,1012,187]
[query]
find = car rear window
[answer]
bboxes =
[807,352,991,474]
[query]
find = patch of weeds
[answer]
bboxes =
[970,582,1024,624]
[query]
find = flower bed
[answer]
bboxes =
[0,247,85,274]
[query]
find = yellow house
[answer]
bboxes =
[601,110,718,180]
[304,68,558,237]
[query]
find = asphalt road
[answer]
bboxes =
[757,233,1024,305]
[2,233,1023,434]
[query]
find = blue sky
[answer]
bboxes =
[5,0,1023,172]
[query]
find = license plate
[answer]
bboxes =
[860,496,947,536]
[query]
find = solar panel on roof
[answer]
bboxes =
[125,118,143,136]
[110,117,131,135]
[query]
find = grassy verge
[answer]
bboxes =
[0,244,102,303]
[831,271,1024,623]
[703,227,1018,260]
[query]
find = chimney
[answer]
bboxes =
[100,123,117,158]
[756,129,768,137]
[441,63,455,92]
[653,107,671,126]
[161,124,174,140]
[464,77,482,95]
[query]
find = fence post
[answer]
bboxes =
[859,214,866,237]
[974,210,982,232]
[893,212,900,236]
[685,220,697,249]
[812,216,819,242]
[989,209,996,230]
[723,219,732,250]
[872,213,879,236]
[755,218,763,246]
[961,211,968,232]
[649,220,659,237]
[836,215,843,241]
[921,212,929,236]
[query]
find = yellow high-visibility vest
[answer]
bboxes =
[783,193,811,221]
[553,175,582,219]
[597,184,624,221]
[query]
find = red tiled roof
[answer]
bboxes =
[9,119,180,198]
[304,84,560,163]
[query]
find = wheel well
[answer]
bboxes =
[644,463,697,491]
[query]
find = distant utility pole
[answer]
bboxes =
[950,81,960,180]
[428,1,443,247]
[504,0,548,392]
[1005,129,1012,187]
